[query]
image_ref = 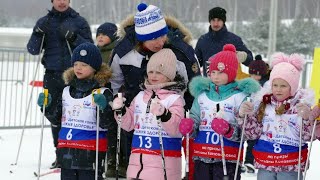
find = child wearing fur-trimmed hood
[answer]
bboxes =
[238,52,315,179]
[181,44,260,180]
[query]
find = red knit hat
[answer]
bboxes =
[209,44,238,83]
[249,55,268,76]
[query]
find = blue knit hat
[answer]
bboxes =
[96,22,117,41]
[71,42,102,71]
[134,3,168,41]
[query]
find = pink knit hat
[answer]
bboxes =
[209,44,239,83]
[147,48,177,81]
[269,52,305,96]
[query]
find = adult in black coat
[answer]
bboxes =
[27,0,93,168]
[195,7,253,76]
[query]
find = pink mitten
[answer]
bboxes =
[111,97,125,110]
[211,118,234,138]
[296,103,311,120]
[179,118,194,136]
[310,105,320,121]
[316,123,320,140]
[150,99,165,116]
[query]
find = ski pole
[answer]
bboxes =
[234,97,251,180]
[66,39,72,57]
[303,100,320,180]
[216,103,229,180]
[220,135,229,180]
[116,93,123,180]
[298,112,304,180]
[36,88,48,180]
[157,117,167,180]
[12,34,45,167]
[94,89,101,180]
[185,133,190,180]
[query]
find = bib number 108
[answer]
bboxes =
[205,132,219,144]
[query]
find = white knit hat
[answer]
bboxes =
[147,48,177,81]
[134,3,168,41]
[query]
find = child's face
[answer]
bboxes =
[250,74,262,81]
[96,34,111,47]
[73,61,95,80]
[143,35,167,52]
[210,70,228,86]
[147,71,170,85]
[272,78,291,101]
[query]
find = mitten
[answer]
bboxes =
[316,123,320,139]
[179,118,194,136]
[150,99,166,116]
[309,105,320,121]
[296,103,311,120]
[35,19,50,35]
[239,101,254,117]
[59,23,77,42]
[37,92,52,108]
[111,96,125,110]
[93,94,107,110]
[211,118,234,138]
[236,51,247,63]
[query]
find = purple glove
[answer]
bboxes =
[179,118,194,136]
[211,118,234,138]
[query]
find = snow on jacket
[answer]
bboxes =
[109,15,200,110]
[236,81,315,172]
[44,63,114,171]
[195,25,253,76]
[27,7,93,72]
[117,75,186,180]
[189,76,260,163]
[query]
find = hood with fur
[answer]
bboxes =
[63,63,112,87]
[117,15,193,45]
[189,76,261,99]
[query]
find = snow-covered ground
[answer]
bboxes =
[1,128,320,180]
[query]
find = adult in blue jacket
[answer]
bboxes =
[195,7,253,76]
[27,0,93,169]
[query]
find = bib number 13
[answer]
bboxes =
[139,136,152,148]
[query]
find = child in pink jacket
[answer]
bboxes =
[238,52,315,179]
[112,48,186,180]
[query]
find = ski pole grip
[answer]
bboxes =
[44,89,48,106]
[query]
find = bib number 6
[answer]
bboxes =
[139,136,152,148]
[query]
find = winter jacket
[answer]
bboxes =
[44,64,114,171]
[189,76,260,164]
[98,40,116,65]
[236,82,315,172]
[118,75,186,180]
[195,25,253,76]
[109,15,200,110]
[27,7,93,72]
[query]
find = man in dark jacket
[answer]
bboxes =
[195,7,253,76]
[27,0,93,169]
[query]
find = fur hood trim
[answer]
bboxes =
[63,63,112,87]
[117,15,193,44]
[189,76,261,98]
